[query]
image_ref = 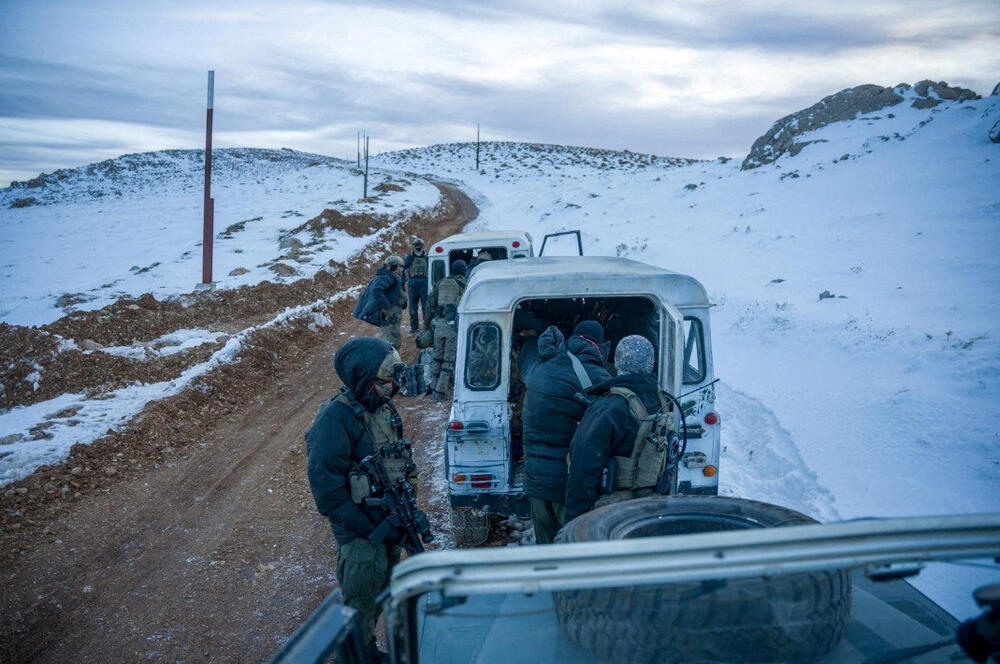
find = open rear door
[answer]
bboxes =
[538,230,583,256]
[659,302,685,397]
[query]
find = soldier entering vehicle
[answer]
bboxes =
[403,237,429,333]
[518,320,610,544]
[564,334,675,523]
[425,259,468,401]
[305,337,419,661]
[373,255,407,349]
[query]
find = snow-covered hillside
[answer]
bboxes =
[2,83,998,618]
[0,148,440,326]
[373,85,1000,616]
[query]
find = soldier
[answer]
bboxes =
[402,237,430,334]
[469,248,493,272]
[372,255,407,349]
[564,334,670,523]
[305,337,417,661]
[425,259,468,401]
[518,320,610,544]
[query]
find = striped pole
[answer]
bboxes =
[202,70,215,284]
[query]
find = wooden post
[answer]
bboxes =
[202,70,214,284]
[476,123,480,170]
[357,131,360,168]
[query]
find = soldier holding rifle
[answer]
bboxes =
[305,337,432,661]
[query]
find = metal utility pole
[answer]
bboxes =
[476,123,480,170]
[357,131,361,168]
[363,135,370,198]
[202,70,215,285]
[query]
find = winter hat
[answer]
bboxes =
[572,320,604,343]
[451,259,468,276]
[614,335,654,375]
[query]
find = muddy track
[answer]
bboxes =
[0,182,478,663]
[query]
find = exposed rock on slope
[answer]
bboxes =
[742,81,980,170]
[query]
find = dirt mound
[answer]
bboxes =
[296,208,384,238]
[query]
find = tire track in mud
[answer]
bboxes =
[1,182,477,663]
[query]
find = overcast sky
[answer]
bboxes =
[1,0,998,185]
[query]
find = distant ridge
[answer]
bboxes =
[742,80,981,170]
[2,148,348,208]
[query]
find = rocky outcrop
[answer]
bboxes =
[742,81,981,170]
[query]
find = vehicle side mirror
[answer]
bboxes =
[268,590,368,664]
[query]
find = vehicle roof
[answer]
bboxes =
[459,256,711,311]
[431,230,533,247]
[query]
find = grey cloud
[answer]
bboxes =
[0,56,206,127]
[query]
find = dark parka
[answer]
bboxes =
[564,372,663,522]
[305,338,397,546]
[353,266,405,326]
[518,326,611,504]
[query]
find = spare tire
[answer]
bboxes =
[554,496,851,664]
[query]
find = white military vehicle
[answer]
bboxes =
[445,256,720,544]
[427,230,534,289]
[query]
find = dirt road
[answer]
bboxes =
[1,182,478,663]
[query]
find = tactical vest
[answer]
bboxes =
[606,387,675,491]
[335,390,413,502]
[435,276,465,320]
[408,254,428,279]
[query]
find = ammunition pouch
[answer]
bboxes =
[349,470,371,504]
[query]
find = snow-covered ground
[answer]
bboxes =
[0,148,439,326]
[2,87,998,618]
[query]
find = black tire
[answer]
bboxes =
[554,496,851,664]
[451,507,490,547]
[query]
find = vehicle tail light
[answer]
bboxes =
[512,241,520,248]
[703,465,717,477]
[449,421,463,430]
[435,246,443,253]
[452,474,466,483]
[704,412,719,425]
[471,474,493,488]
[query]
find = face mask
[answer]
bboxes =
[372,379,398,400]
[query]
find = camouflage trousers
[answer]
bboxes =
[335,537,401,650]
[429,318,457,395]
[530,498,566,545]
[380,307,403,349]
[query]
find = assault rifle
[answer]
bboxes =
[360,439,435,553]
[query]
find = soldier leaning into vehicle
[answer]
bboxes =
[372,255,407,349]
[305,337,417,661]
[425,259,467,402]
[402,237,429,334]
[564,334,670,523]
[518,320,610,544]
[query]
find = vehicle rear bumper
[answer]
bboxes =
[451,491,530,517]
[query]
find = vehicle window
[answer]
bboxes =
[431,259,445,288]
[465,323,501,390]
[683,317,705,384]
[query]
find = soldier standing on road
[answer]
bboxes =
[425,259,468,402]
[403,237,430,334]
[518,320,610,544]
[372,255,407,349]
[564,334,666,523]
[305,337,417,661]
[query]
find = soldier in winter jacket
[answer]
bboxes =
[518,320,610,543]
